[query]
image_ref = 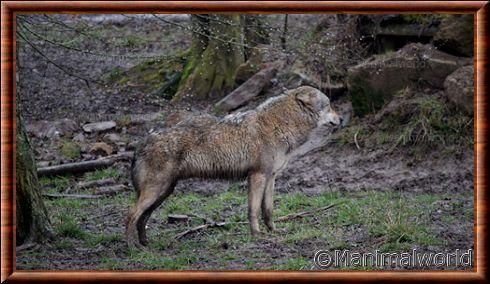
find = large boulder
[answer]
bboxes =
[358,15,440,53]
[444,65,474,115]
[347,43,470,116]
[434,15,474,57]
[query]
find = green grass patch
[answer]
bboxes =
[55,215,87,239]
[60,140,81,159]
[39,175,71,193]
[333,91,473,154]
[86,233,123,248]
[53,239,75,250]
[272,257,313,270]
[83,168,121,181]
[38,178,470,270]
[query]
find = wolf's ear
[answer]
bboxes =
[296,92,318,109]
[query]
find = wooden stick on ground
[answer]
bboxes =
[175,221,248,240]
[77,178,116,189]
[37,151,133,177]
[175,202,339,240]
[65,178,117,194]
[96,184,128,196]
[276,203,339,222]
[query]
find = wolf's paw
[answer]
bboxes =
[126,236,149,252]
[139,237,149,247]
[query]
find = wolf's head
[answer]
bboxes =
[292,86,342,127]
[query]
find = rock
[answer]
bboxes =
[444,65,474,115]
[434,15,473,57]
[82,121,116,133]
[26,118,78,139]
[89,142,113,156]
[167,214,190,223]
[103,133,121,144]
[72,133,85,142]
[44,126,60,139]
[56,118,78,136]
[347,43,470,116]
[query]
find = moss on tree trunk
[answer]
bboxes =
[16,108,52,245]
[175,15,245,100]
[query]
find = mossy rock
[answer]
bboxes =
[346,43,470,117]
[335,88,473,152]
[434,15,474,57]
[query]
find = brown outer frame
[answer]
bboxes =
[1,1,488,283]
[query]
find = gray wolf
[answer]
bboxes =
[126,86,342,249]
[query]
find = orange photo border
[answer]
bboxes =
[1,1,488,282]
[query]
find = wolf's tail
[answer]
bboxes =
[130,152,141,199]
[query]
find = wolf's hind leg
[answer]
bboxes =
[262,174,276,232]
[126,177,174,249]
[137,181,176,246]
[248,171,267,236]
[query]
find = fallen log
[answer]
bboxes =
[37,152,133,177]
[214,62,281,114]
[43,193,104,199]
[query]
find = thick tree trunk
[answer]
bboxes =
[175,14,245,100]
[16,111,52,245]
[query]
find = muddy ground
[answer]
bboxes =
[16,14,474,270]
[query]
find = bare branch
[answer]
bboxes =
[175,202,340,239]
[16,30,100,92]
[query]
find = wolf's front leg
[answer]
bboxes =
[248,171,267,236]
[262,174,276,232]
